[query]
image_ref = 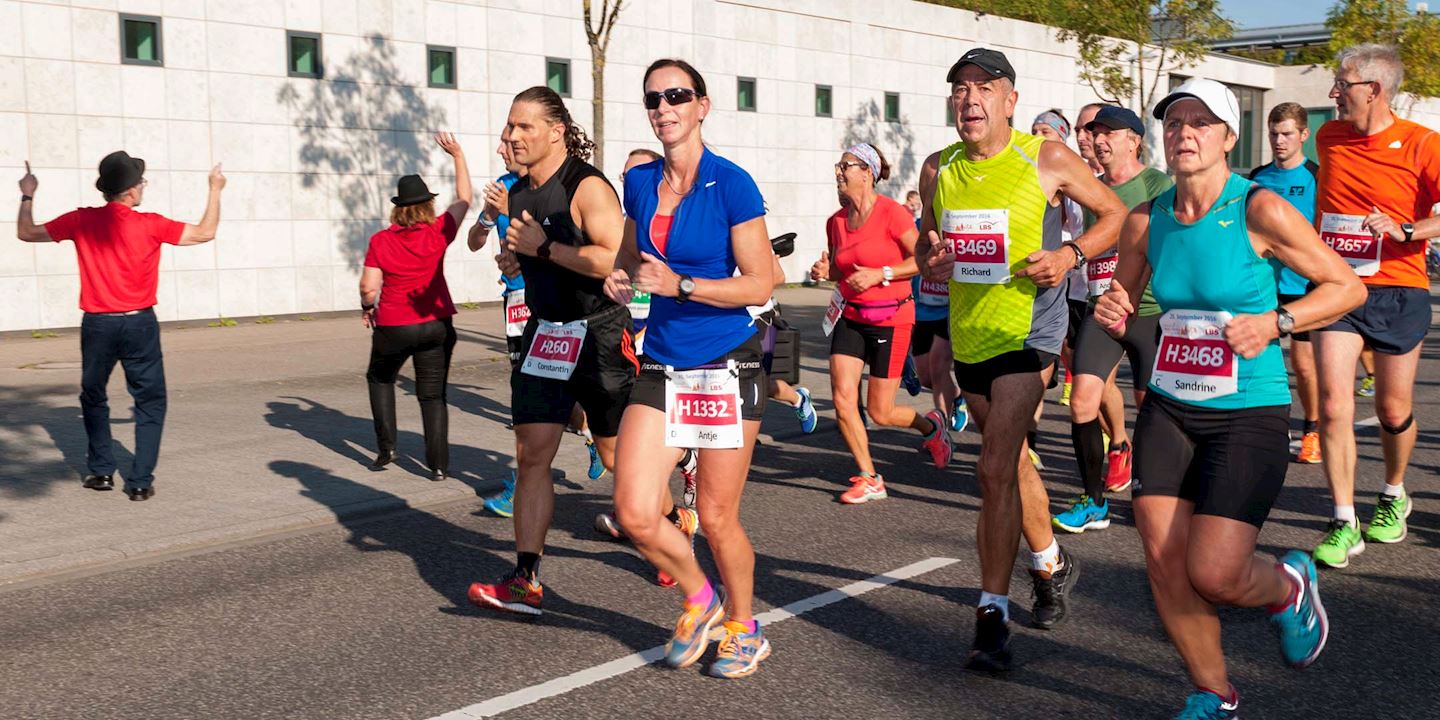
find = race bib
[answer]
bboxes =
[665,361,743,449]
[520,319,587,381]
[822,288,845,336]
[918,278,949,306]
[627,291,652,322]
[1151,310,1238,402]
[943,208,1010,284]
[1086,252,1118,297]
[1320,213,1381,277]
[504,288,530,339]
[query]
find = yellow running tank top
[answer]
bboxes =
[934,129,1066,364]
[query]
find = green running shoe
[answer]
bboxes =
[1364,491,1412,544]
[1313,519,1364,568]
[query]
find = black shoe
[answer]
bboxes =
[431,470,447,482]
[966,604,1012,672]
[125,487,155,502]
[82,474,114,491]
[369,450,396,471]
[1030,546,1079,630]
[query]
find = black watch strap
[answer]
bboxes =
[21,195,33,202]
[677,275,694,304]
[538,238,554,259]
[1063,241,1086,269]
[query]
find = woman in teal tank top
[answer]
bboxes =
[1093,79,1364,720]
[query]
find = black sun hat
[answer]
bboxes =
[392,174,438,206]
[95,151,146,194]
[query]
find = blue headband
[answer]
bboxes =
[1034,111,1070,141]
[845,143,882,180]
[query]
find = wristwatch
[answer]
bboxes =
[20,195,33,202]
[677,275,696,304]
[537,238,554,259]
[1402,222,1415,243]
[1062,241,1087,269]
[1276,307,1295,338]
[881,265,894,286]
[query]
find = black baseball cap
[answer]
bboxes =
[1085,106,1145,137]
[947,48,1016,84]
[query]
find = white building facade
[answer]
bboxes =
[0,0,1421,332]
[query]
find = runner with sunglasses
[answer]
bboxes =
[605,59,774,678]
[809,143,951,506]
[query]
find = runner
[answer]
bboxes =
[917,48,1126,669]
[1248,102,1322,464]
[1311,44,1440,569]
[1094,77,1362,719]
[810,142,951,505]
[465,87,637,615]
[1054,106,1172,534]
[605,58,773,678]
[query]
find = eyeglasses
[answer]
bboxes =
[643,88,699,110]
[1332,78,1378,92]
[834,161,868,173]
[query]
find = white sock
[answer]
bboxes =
[1383,484,1405,499]
[1030,539,1061,573]
[978,592,1010,622]
[1334,505,1357,526]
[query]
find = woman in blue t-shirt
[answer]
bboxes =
[603,58,775,679]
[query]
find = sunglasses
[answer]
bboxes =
[643,88,700,110]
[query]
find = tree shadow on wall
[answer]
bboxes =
[277,33,450,270]
[842,99,919,198]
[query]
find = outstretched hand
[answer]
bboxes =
[435,132,464,157]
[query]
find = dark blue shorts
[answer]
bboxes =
[1321,286,1431,355]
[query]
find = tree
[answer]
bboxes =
[1327,0,1440,100]
[583,0,624,172]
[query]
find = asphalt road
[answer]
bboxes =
[3,296,1438,720]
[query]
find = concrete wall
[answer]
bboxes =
[1,0,1282,332]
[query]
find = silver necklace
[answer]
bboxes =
[662,168,693,197]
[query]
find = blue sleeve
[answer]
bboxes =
[721,167,765,227]
[496,173,519,240]
[622,168,639,219]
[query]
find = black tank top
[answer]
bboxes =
[509,156,619,322]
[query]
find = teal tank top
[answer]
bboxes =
[1146,173,1290,410]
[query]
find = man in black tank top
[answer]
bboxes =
[467,88,635,617]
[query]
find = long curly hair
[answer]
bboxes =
[513,86,594,161]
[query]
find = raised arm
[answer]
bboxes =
[178,164,226,246]
[16,162,51,242]
[436,132,472,223]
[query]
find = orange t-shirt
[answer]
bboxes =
[1315,116,1440,289]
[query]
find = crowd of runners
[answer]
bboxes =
[18,39,1434,720]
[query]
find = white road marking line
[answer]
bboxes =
[431,556,961,719]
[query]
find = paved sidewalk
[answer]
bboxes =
[1,287,834,586]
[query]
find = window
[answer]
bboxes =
[815,85,832,117]
[288,31,323,78]
[945,97,955,127]
[737,77,756,112]
[1301,107,1335,161]
[120,14,163,66]
[428,45,456,88]
[885,92,900,123]
[546,58,570,97]
[1227,84,1263,170]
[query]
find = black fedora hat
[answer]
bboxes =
[392,174,438,206]
[96,150,146,194]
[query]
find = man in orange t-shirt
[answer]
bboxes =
[1311,44,1440,568]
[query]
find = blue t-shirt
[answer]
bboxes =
[1249,160,1317,296]
[495,171,521,240]
[623,149,766,367]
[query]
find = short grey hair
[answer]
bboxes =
[1336,43,1404,100]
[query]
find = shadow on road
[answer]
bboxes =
[0,383,135,501]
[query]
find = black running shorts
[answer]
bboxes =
[954,348,1057,401]
[511,303,637,438]
[1073,311,1161,389]
[629,331,767,421]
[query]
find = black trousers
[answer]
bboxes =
[366,318,456,473]
[80,308,166,490]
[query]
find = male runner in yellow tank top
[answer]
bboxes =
[917,48,1127,671]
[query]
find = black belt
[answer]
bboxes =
[87,307,152,317]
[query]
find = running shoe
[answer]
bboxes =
[965,604,1012,672]
[1052,495,1111,533]
[840,473,887,504]
[467,570,543,616]
[594,512,625,540]
[585,439,605,480]
[921,409,953,469]
[794,386,818,434]
[1270,550,1328,668]
[1104,441,1133,493]
[708,620,771,678]
[1030,546,1078,629]
[679,449,698,509]
[1356,374,1376,397]
[657,508,702,588]
[1296,431,1322,464]
[1312,519,1364,568]
[950,399,970,433]
[1174,689,1239,719]
[902,354,922,396]
[482,471,516,518]
[1060,380,1072,406]
[1364,490,1412,544]
[664,590,724,668]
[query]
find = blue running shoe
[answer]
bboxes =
[1270,550,1328,668]
[950,399,970,433]
[902,354,922,396]
[664,590,724,669]
[794,386,818,434]
[483,472,516,518]
[1175,689,1239,719]
[1052,496,1111,534]
[708,620,772,678]
[585,439,605,480]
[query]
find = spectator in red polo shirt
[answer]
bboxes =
[16,152,226,501]
[359,132,472,481]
